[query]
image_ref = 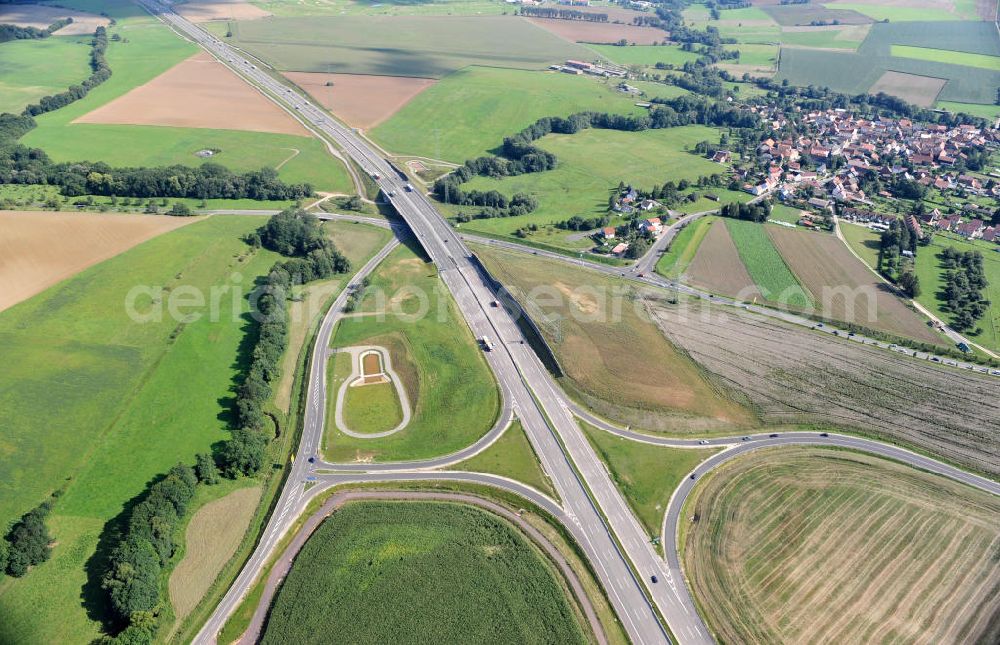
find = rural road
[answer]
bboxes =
[140,4,1000,645]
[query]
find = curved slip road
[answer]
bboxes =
[144,5,1000,644]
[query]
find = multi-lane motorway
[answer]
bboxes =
[140,4,1000,644]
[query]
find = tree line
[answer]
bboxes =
[719,200,771,222]
[0,17,72,42]
[97,209,349,643]
[519,6,609,22]
[877,219,921,297]
[24,26,109,117]
[941,248,990,332]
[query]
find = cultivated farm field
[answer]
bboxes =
[651,301,1000,476]
[0,211,194,313]
[0,3,110,34]
[372,66,653,162]
[525,16,667,45]
[475,244,755,431]
[684,447,1000,644]
[868,70,947,107]
[323,244,499,463]
[0,216,281,643]
[725,220,812,308]
[684,218,762,300]
[217,15,593,78]
[285,72,436,129]
[0,36,92,114]
[260,501,589,644]
[768,226,941,344]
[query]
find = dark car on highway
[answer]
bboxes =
[651,575,658,584]
[769,433,779,438]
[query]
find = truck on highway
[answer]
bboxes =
[479,335,494,351]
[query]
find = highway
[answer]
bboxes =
[145,3,693,643]
[142,4,1000,644]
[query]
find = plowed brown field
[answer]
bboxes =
[767,226,939,343]
[526,17,667,45]
[0,211,195,312]
[175,0,270,22]
[74,52,308,135]
[0,5,109,35]
[284,72,435,129]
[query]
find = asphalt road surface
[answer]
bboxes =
[139,5,1000,644]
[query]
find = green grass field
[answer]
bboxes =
[829,3,969,21]
[656,215,714,278]
[839,221,881,270]
[589,43,701,67]
[323,244,499,462]
[935,100,1000,118]
[454,125,727,249]
[0,216,280,644]
[725,219,812,308]
[776,26,870,50]
[260,501,588,644]
[453,421,556,498]
[914,233,1000,353]
[18,13,353,192]
[0,35,93,114]
[726,43,779,68]
[342,381,404,434]
[891,45,1000,71]
[372,66,653,163]
[582,422,717,540]
[768,204,803,225]
[220,15,592,78]
[251,0,509,17]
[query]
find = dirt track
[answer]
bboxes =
[239,491,606,645]
[74,52,309,136]
[0,211,194,313]
[284,72,435,129]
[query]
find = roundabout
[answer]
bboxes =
[332,345,412,439]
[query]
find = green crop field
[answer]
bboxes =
[18,12,353,192]
[725,220,812,308]
[683,447,1000,644]
[656,215,715,278]
[830,3,971,22]
[914,233,1000,353]
[454,125,727,250]
[0,36,93,114]
[343,382,404,434]
[261,501,588,644]
[777,21,1000,104]
[589,43,701,67]
[762,4,873,26]
[372,66,654,163]
[935,100,1000,118]
[475,244,755,431]
[251,0,509,17]
[218,15,592,78]
[891,45,1000,71]
[453,421,556,498]
[726,43,779,68]
[323,244,499,463]
[0,216,280,644]
[582,422,717,540]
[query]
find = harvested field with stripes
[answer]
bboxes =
[683,447,1000,645]
[685,219,761,301]
[648,301,1000,476]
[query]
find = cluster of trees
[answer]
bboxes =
[518,6,608,21]
[877,218,918,285]
[557,214,610,231]
[941,248,990,332]
[0,17,73,42]
[1,500,53,578]
[719,200,771,222]
[23,26,109,117]
[889,175,927,200]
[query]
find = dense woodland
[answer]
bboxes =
[941,248,990,332]
[0,17,72,42]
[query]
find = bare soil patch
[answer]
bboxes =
[767,227,939,343]
[650,301,1000,476]
[0,211,194,313]
[685,219,762,301]
[684,447,1000,645]
[0,5,109,35]
[168,486,262,624]
[175,0,270,22]
[868,70,947,107]
[74,52,309,135]
[284,72,436,130]
[526,17,667,45]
